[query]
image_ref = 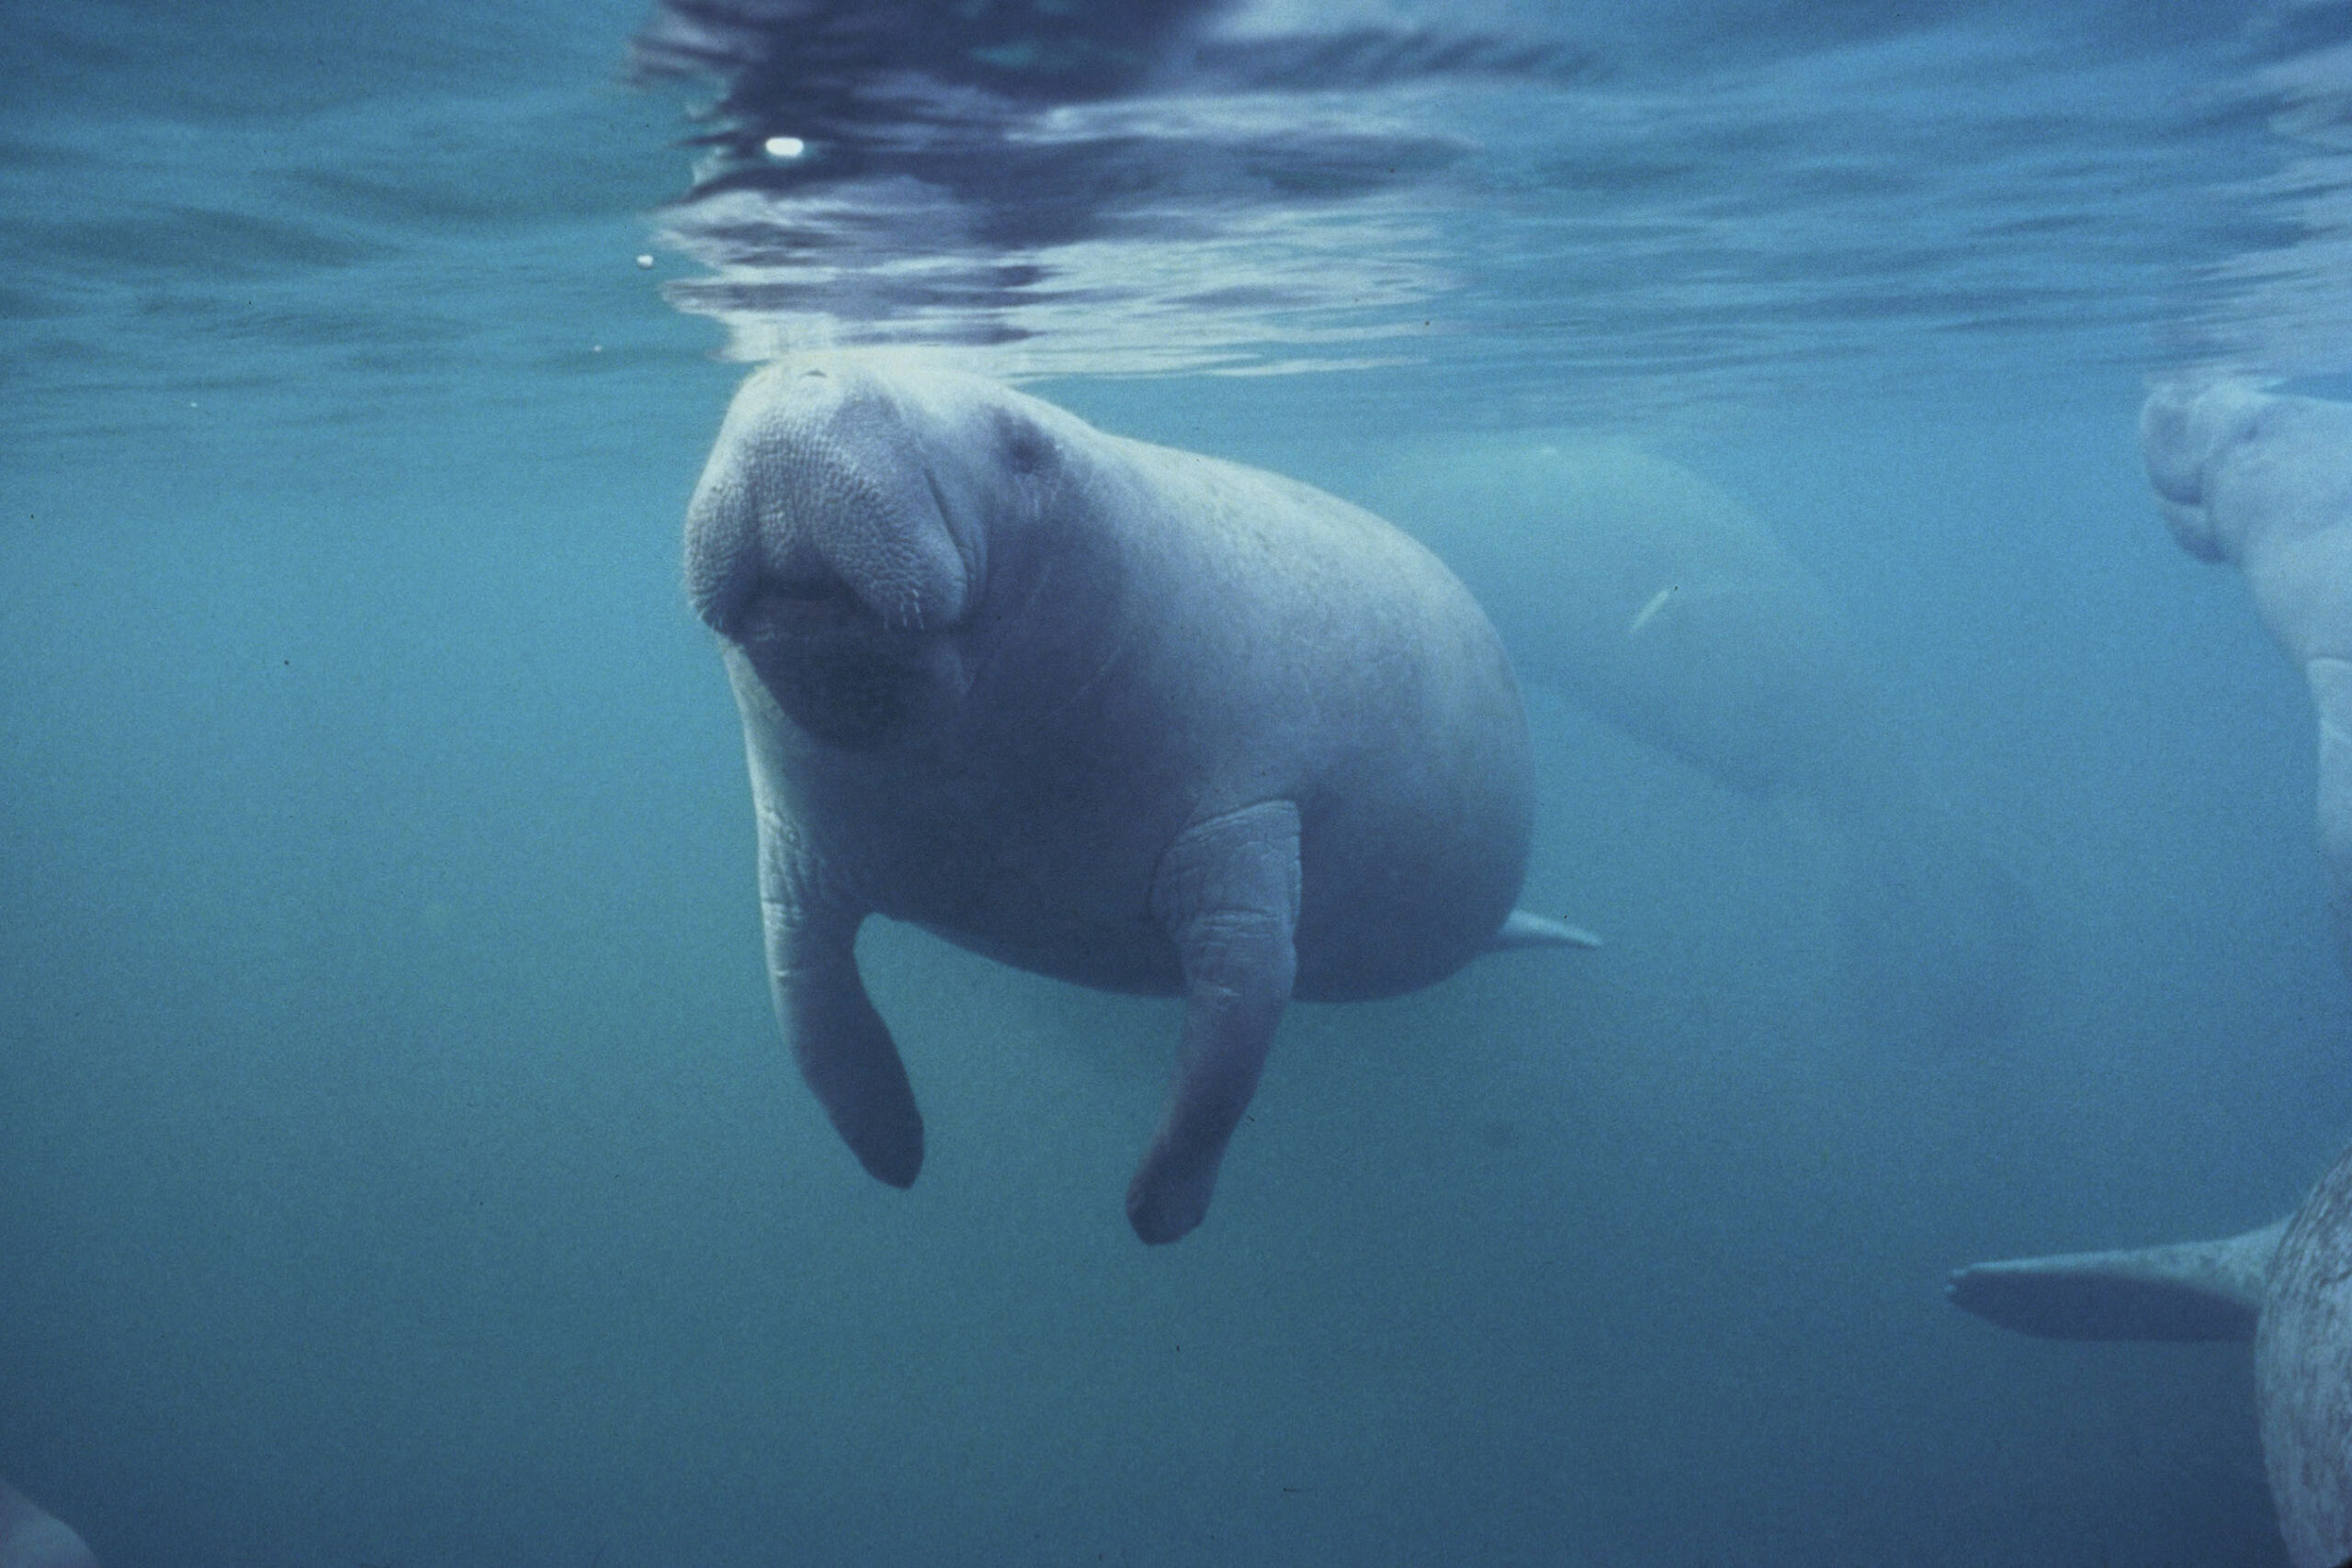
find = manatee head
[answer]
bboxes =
[2144,380,2342,570]
[685,359,1052,750]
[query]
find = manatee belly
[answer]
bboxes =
[823,753,1531,1005]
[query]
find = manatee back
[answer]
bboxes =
[1365,436,1903,814]
[2258,1140,2352,1568]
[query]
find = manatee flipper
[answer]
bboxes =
[1128,801,1303,1246]
[737,664,923,1189]
[1945,1219,2288,1342]
[1485,909,1603,952]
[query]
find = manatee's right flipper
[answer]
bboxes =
[739,714,922,1189]
[1944,1219,2287,1342]
[1484,909,1603,952]
[1128,801,1303,1246]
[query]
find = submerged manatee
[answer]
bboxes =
[2143,382,2352,978]
[1363,441,1886,808]
[0,1482,97,1568]
[1948,1141,2352,1568]
[686,359,1593,1244]
[1362,438,2038,1047]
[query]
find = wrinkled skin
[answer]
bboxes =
[2143,382,2352,978]
[2260,1144,2352,1568]
[0,1482,98,1568]
[686,358,1579,1244]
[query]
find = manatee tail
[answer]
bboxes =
[1945,1219,2287,1342]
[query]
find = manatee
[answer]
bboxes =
[1362,441,1891,811]
[2143,382,2352,978]
[1947,1140,2352,1568]
[0,1481,97,1568]
[685,358,1593,1244]
[1359,438,2039,1047]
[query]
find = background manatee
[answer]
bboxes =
[2144,382,2352,979]
[1357,437,2039,1049]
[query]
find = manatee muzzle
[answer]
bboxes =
[734,574,969,751]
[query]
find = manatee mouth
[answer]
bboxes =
[735,580,967,751]
[763,569,858,606]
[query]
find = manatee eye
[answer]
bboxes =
[995,412,1051,477]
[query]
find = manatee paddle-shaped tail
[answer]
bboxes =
[1946,1220,2287,1341]
[0,1480,100,1568]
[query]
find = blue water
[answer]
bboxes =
[4,0,2350,1562]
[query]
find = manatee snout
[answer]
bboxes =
[687,366,989,749]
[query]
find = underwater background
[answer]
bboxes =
[5,0,2352,1562]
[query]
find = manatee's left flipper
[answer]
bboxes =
[1129,800,1302,1246]
[1485,909,1603,952]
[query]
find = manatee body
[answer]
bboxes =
[0,1482,98,1568]
[1362,439,1895,812]
[1948,1141,2352,1568]
[2143,383,2352,977]
[685,359,1588,1244]
[1360,437,2038,1047]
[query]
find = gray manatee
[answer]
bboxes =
[1947,1139,2352,1568]
[1358,438,2038,1047]
[0,1482,97,1568]
[2143,382,2352,978]
[685,359,1593,1244]
[1362,441,1895,811]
